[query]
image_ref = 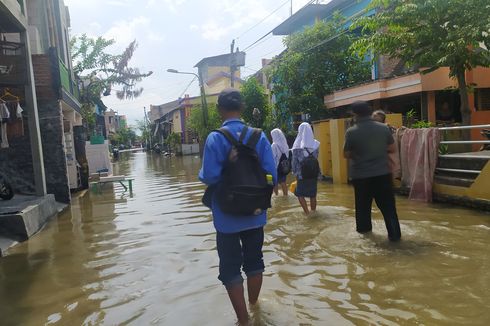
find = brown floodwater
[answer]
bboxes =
[1,152,489,326]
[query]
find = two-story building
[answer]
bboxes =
[194,52,245,94]
[0,0,47,197]
[150,93,219,152]
[27,0,84,202]
[0,0,84,203]
[268,0,490,137]
[151,52,244,151]
[104,109,126,138]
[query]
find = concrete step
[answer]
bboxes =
[434,175,475,188]
[437,155,488,171]
[0,194,58,242]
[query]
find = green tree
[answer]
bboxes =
[188,104,222,142]
[240,78,270,128]
[271,18,371,121]
[165,132,181,154]
[351,0,490,125]
[70,34,153,130]
[136,119,155,146]
[110,127,137,147]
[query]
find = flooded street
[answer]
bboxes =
[1,152,489,326]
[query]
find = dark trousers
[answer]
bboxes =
[216,227,265,286]
[352,174,401,241]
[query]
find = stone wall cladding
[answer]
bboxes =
[32,54,71,203]
[38,100,70,203]
[0,128,36,195]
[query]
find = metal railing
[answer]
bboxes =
[436,124,490,178]
[439,124,490,145]
[59,59,80,101]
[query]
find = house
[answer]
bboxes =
[0,0,85,203]
[27,0,84,202]
[150,93,219,152]
[268,0,490,136]
[104,109,126,137]
[0,0,47,197]
[150,52,245,151]
[194,52,246,94]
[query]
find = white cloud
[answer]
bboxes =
[147,0,187,12]
[107,0,131,6]
[189,0,288,42]
[104,16,151,45]
[199,20,229,41]
[147,32,165,42]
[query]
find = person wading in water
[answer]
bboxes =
[199,88,277,325]
[271,128,291,196]
[344,101,402,241]
[291,122,321,215]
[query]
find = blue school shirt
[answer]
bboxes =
[199,119,277,234]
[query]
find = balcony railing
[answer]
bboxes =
[59,59,80,101]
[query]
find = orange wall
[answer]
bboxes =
[471,111,490,145]
[325,67,490,110]
[468,67,490,86]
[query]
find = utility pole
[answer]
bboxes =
[230,39,235,88]
[198,72,209,129]
[144,106,152,150]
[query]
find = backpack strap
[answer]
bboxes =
[246,128,263,148]
[215,128,239,147]
[238,126,249,144]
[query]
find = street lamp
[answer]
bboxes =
[166,68,209,129]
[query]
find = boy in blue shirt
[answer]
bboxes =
[199,88,276,325]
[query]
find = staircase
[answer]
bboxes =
[435,151,490,187]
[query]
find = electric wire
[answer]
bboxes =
[241,0,316,52]
[236,0,291,40]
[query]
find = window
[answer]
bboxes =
[476,88,490,111]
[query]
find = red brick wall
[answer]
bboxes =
[378,55,404,79]
[32,54,59,101]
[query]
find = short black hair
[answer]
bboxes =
[217,88,242,112]
[351,101,372,117]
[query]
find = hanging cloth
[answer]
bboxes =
[16,102,23,118]
[0,103,10,120]
[1,103,10,148]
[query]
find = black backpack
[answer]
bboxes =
[301,149,320,179]
[214,126,273,216]
[278,152,291,176]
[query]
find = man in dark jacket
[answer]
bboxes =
[343,101,401,241]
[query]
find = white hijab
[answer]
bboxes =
[271,128,289,155]
[292,122,320,155]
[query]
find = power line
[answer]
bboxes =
[241,0,316,52]
[236,0,291,40]
[178,76,197,98]
[243,33,275,52]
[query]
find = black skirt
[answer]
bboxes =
[294,178,317,198]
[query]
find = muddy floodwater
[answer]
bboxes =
[1,152,489,325]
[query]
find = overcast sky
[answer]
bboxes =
[64,0,313,125]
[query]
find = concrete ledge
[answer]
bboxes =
[396,185,490,211]
[0,194,58,242]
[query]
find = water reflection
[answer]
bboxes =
[0,152,489,325]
